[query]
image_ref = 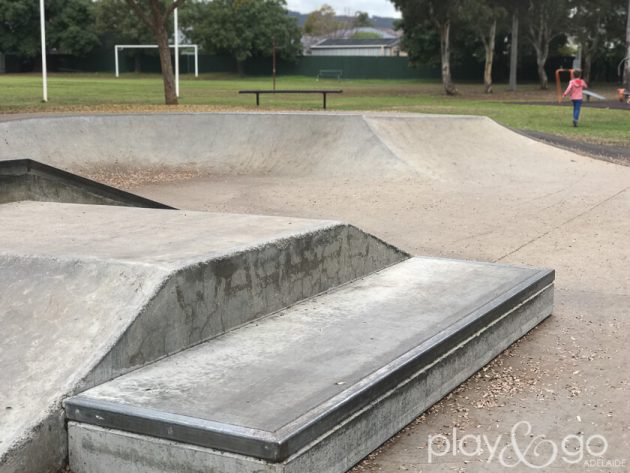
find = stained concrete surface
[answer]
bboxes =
[67,258,551,459]
[67,281,553,473]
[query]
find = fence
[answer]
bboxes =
[2,50,624,84]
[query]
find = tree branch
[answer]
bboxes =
[125,0,154,29]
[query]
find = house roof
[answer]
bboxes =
[343,27,400,39]
[312,38,400,49]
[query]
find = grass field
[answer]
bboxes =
[1,73,628,146]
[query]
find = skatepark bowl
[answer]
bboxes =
[0,112,562,473]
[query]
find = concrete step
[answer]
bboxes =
[66,257,554,473]
[0,201,404,473]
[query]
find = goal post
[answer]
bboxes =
[114,44,199,78]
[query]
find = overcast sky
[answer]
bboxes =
[286,0,401,18]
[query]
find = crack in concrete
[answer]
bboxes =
[495,185,630,263]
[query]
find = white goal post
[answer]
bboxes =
[114,44,199,78]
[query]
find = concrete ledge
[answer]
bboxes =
[66,258,554,472]
[68,277,553,473]
[0,159,172,208]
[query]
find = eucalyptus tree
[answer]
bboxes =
[570,0,627,82]
[392,0,462,95]
[525,0,571,89]
[498,0,527,91]
[462,0,506,93]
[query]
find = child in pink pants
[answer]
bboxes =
[563,70,588,127]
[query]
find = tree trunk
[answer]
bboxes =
[134,54,142,74]
[532,31,549,89]
[125,0,185,105]
[536,55,548,89]
[483,20,496,93]
[508,12,518,91]
[582,48,593,83]
[625,0,630,91]
[156,23,178,105]
[529,8,549,90]
[236,59,245,76]
[439,20,458,95]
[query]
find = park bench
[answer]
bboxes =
[239,89,343,109]
[317,69,343,80]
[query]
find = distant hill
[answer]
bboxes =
[288,11,397,30]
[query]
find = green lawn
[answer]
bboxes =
[1,73,628,146]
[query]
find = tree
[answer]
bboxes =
[303,4,340,36]
[570,0,626,83]
[95,0,157,73]
[394,16,441,67]
[183,0,301,75]
[462,0,506,93]
[125,0,185,105]
[0,0,41,58]
[0,0,99,58]
[499,0,526,91]
[525,0,570,89]
[392,0,461,95]
[353,11,374,28]
[508,7,518,90]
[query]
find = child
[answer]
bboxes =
[562,70,588,127]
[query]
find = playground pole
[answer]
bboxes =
[174,2,180,98]
[39,0,48,102]
[625,0,630,91]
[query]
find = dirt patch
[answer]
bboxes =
[79,165,208,189]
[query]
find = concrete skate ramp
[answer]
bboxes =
[0,114,413,178]
[0,113,583,180]
[363,114,583,183]
[0,201,405,473]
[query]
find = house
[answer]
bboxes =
[309,37,402,57]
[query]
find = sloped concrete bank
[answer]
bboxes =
[0,113,412,178]
[0,201,405,473]
[0,112,586,184]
